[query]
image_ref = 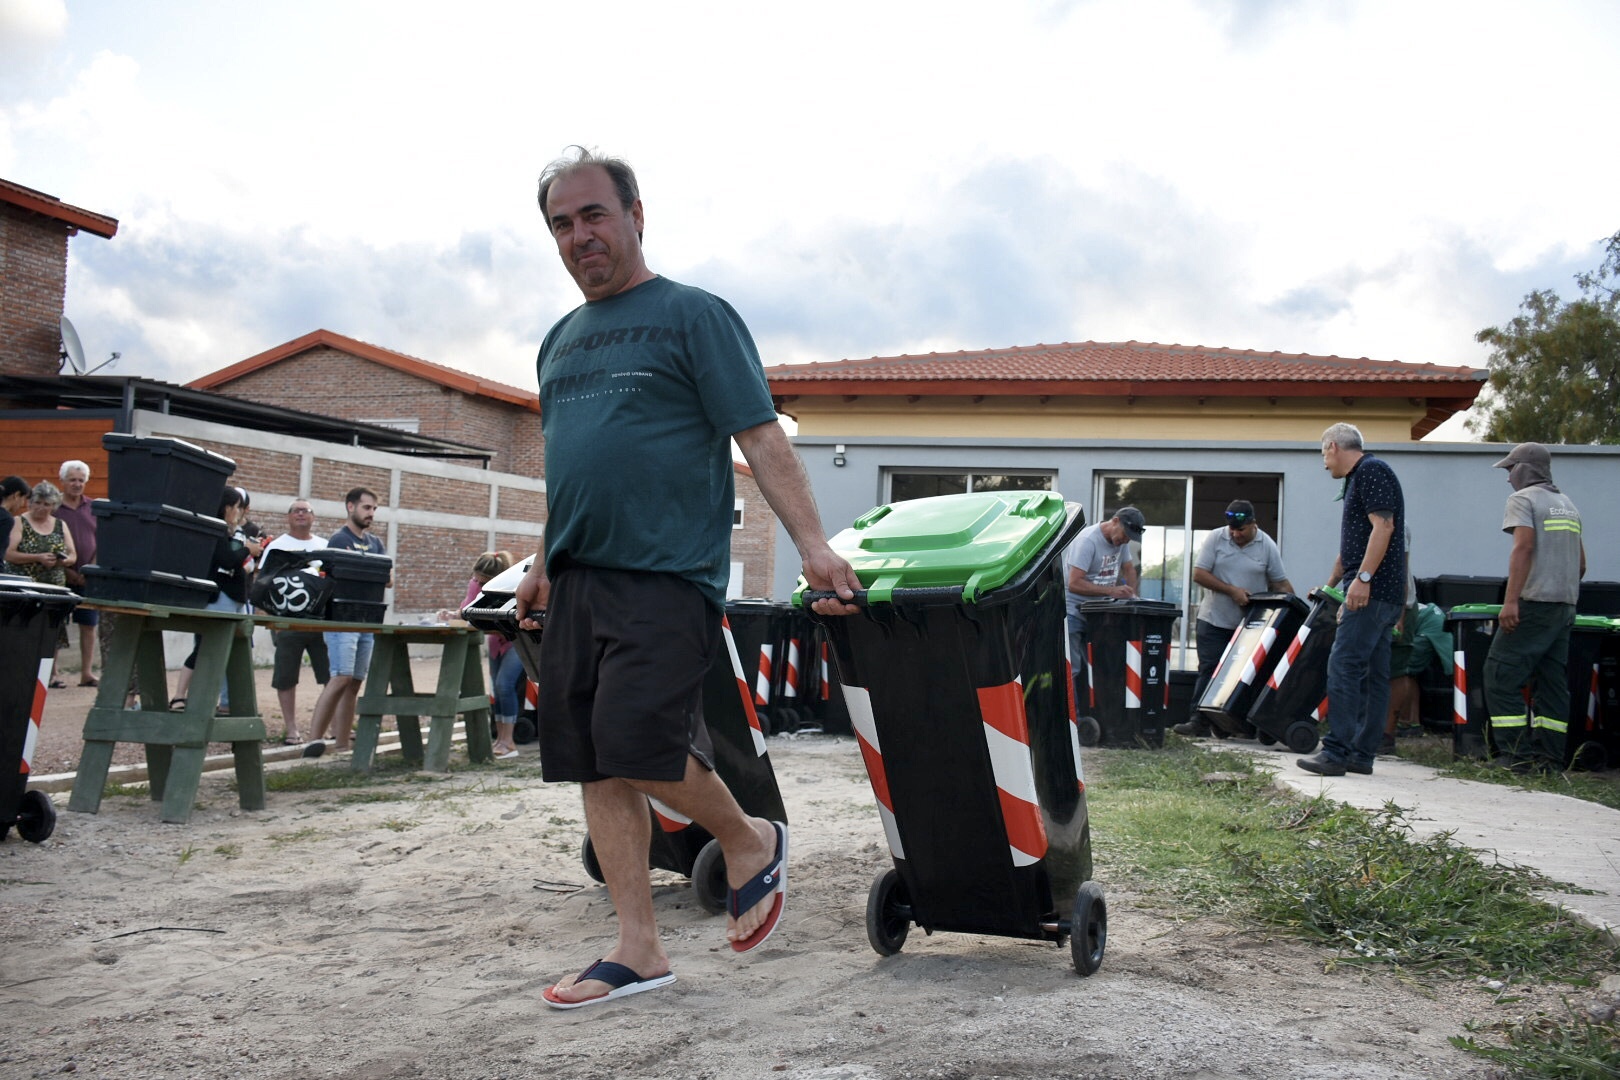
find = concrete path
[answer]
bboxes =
[1229,744,1620,935]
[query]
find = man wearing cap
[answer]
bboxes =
[1299,422,1406,777]
[1173,500,1294,738]
[1485,442,1584,773]
[1063,507,1144,706]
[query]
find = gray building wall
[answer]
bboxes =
[774,436,1620,599]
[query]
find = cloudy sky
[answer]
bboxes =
[3,0,1616,439]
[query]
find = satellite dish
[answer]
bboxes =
[60,316,87,374]
[58,316,120,375]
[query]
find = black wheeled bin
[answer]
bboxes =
[724,599,784,734]
[1245,586,1344,754]
[1595,620,1620,769]
[1446,603,1499,761]
[102,433,236,513]
[1194,593,1309,736]
[800,491,1107,975]
[1418,575,1506,611]
[465,562,788,915]
[0,576,79,843]
[1078,598,1180,749]
[1563,615,1613,770]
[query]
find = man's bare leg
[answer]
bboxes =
[634,756,779,945]
[308,674,353,741]
[332,680,363,750]
[277,686,301,741]
[546,777,669,1003]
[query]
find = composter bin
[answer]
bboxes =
[1245,586,1344,754]
[1194,593,1309,736]
[0,576,78,843]
[1078,598,1181,749]
[102,433,235,512]
[801,491,1106,975]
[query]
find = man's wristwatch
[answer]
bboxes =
[1356,570,1373,584]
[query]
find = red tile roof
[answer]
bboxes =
[188,329,538,412]
[0,178,119,238]
[765,340,1483,394]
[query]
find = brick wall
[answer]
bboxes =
[0,202,70,377]
[312,459,393,505]
[399,473,492,517]
[181,437,302,496]
[732,468,776,598]
[393,524,491,607]
[212,348,544,475]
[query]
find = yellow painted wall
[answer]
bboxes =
[783,395,1421,443]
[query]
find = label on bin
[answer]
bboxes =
[816,491,1069,603]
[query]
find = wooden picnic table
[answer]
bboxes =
[69,603,492,824]
[69,600,266,824]
[253,615,492,773]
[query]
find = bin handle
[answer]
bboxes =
[799,584,977,608]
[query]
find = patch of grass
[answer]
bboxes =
[335,790,409,805]
[1451,1004,1620,1078]
[101,781,148,799]
[379,818,417,833]
[213,843,240,858]
[268,826,322,847]
[1087,742,1620,1077]
[1396,736,1620,812]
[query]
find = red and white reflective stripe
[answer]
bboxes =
[1453,649,1467,727]
[1086,642,1096,708]
[1068,713,1086,793]
[1125,640,1143,709]
[979,679,1048,866]
[1267,625,1311,690]
[23,658,51,775]
[1062,632,1078,724]
[754,644,773,707]
[819,641,830,701]
[1312,696,1329,722]
[721,617,766,756]
[648,797,691,833]
[524,678,538,710]
[782,638,801,699]
[1240,626,1278,686]
[844,685,904,860]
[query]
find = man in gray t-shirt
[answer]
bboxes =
[1063,507,1144,709]
[1484,442,1585,773]
[1173,500,1293,737]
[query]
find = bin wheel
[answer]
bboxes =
[16,790,56,845]
[690,838,729,915]
[866,867,912,956]
[1256,730,1278,746]
[1284,721,1320,755]
[1570,741,1607,772]
[1075,715,1101,748]
[1070,880,1107,977]
[773,706,800,733]
[580,835,605,884]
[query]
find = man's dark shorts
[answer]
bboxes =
[538,565,719,784]
[272,629,330,690]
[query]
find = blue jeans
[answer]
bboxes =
[490,646,526,719]
[1322,598,1401,768]
[325,631,374,680]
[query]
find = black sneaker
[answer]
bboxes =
[1172,719,1213,737]
[1297,752,1347,776]
[1378,736,1397,757]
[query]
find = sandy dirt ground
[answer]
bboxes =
[1,701,1535,1080]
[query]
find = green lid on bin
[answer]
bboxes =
[1573,614,1612,631]
[814,491,1070,604]
[1446,602,1503,619]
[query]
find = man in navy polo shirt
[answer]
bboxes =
[1299,423,1406,776]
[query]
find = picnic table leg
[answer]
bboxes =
[224,626,265,811]
[152,619,231,823]
[390,646,425,768]
[232,740,266,811]
[354,635,407,772]
[157,745,208,824]
[458,634,492,765]
[68,609,146,814]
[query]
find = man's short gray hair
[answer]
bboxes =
[1320,423,1363,452]
[537,146,642,241]
[59,459,90,481]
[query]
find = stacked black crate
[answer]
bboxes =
[81,434,235,608]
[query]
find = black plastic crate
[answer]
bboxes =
[79,565,219,609]
[329,599,387,624]
[1416,575,1506,611]
[320,549,392,604]
[90,500,227,580]
[102,434,235,514]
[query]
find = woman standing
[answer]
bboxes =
[4,481,78,688]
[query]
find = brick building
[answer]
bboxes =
[188,329,546,477]
[0,178,118,377]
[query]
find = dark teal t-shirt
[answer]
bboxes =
[537,276,777,608]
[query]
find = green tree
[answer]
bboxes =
[1470,230,1620,443]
